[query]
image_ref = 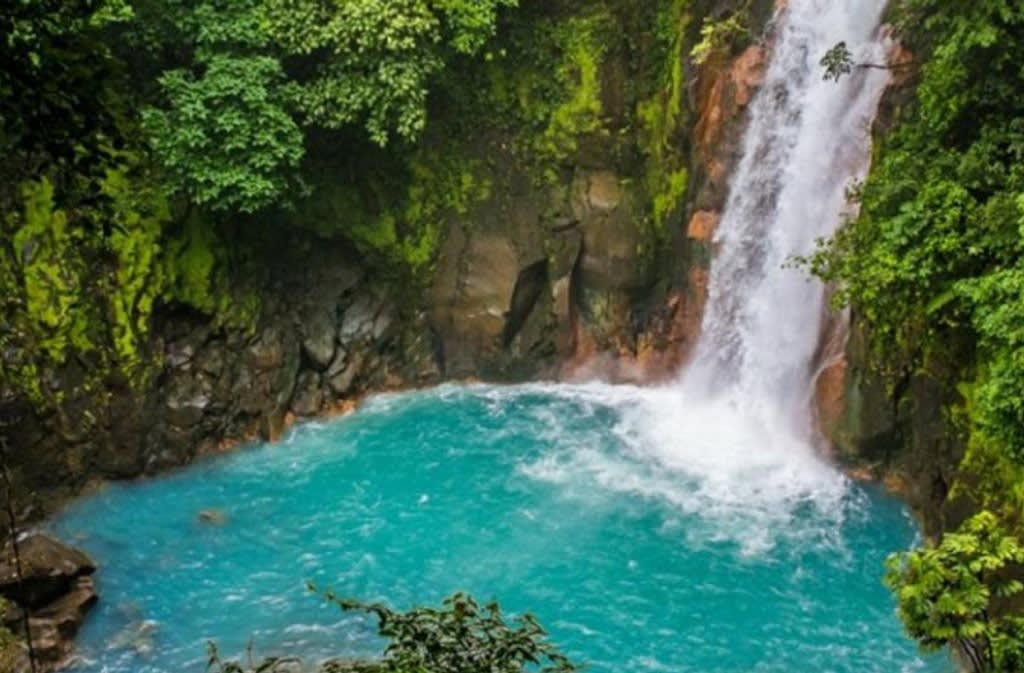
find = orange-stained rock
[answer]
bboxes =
[693,65,728,169]
[730,45,767,109]
[814,355,848,443]
[693,45,766,172]
[886,35,914,88]
[687,210,720,241]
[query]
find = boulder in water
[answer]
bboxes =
[0,535,95,610]
[0,535,98,672]
[28,576,98,666]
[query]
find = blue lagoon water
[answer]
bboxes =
[51,383,948,673]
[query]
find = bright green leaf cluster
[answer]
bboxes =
[886,512,1024,672]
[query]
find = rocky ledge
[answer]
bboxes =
[0,534,98,672]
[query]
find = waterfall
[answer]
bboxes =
[576,0,895,550]
[680,0,892,440]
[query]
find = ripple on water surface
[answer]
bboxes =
[51,384,950,673]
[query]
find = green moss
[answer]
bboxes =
[534,15,608,162]
[102,165,172,381]
[652,167,689,229]
[453,6,612,175]
[11,178,94,362]
[1,167,178,403]
[163,215,223,313]
[331,149,492,279]
[637,0,691,235]
[160,213,260,330]
[690,9,750,66]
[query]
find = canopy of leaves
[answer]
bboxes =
[0,0,130,177]
[134,0,516,212]
[262,0,514,145]
[143,55,305,213]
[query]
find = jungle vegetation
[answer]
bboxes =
[811,1,1024,669]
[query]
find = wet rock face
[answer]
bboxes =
[827,319,970,539]
[0,535,98,672]
[27,577,98,669]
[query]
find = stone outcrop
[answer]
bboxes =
[826,320,971,538]
[0,535,98,672]
[0,535,95,609]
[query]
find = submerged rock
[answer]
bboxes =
[109,618,158,657]
[197,510,227,526]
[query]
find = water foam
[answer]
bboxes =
[505,383,848,554]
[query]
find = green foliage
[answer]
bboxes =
[690,8,749,66]
[326,591,580,673]
[10,179,93,364]
[161,216,223,314]
[804,12,1024,663]
[0,0,128,175]
[533,15,608,164]
[101,163,173,378]
[307,149,491,279]
[820,42,854,81]
[637,0,691,233]
[262,0,515,146]
[132,0,516,215]
[206,592,580,673]
[459,5,612,175]
[885,512,1024,672]
[807,0,1024,474]
[143,55,305,214]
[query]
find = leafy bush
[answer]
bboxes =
[885,512,1024,672]
[143,55,305,214]
[207,592,580,673]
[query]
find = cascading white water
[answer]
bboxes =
[681,0,892,439]
[526,0,895,552]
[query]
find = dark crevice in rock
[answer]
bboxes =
[502,260,550,348]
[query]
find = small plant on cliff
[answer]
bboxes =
[690,10,749,65]
[820,42,854,81]
[819,41,906,82]
[885,512,1024,672]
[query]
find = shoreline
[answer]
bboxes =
[42,375,908,528]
